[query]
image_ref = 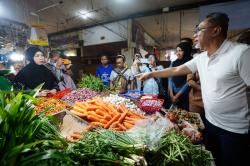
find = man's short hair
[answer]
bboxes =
[206,12,229,37]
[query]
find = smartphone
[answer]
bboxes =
[135,53,142,59]
[139,58,149,64]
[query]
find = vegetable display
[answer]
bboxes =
[103,94,144,115]
[62,88,100,105]
[147,131,213,166]
[139,99,164,113]
[0,89,72,165]
[167,108,205,130]
[70,97,145,131]
[66,129,147,166]
[47,88,72,99]
[77,74,106,92]
[35,97,70,115]
[0,87,213,166]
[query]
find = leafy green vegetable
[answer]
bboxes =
[66,129,147,166]
[0,88,72,166]
[146,131,213,166]
[77,74,107,92]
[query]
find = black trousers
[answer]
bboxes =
[204,120,250,166]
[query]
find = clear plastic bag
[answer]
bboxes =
[127,113,175,150]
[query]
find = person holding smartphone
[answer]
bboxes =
[132,53,163,95]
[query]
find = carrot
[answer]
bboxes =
[70,133,81,139]
[117,123,127,131]
[87,115,101,122]
[125,116,139,122]
[104,114,112,121]
[124,120,135,125]
[104,114,121,129]
[127,111,144,119]
[123,122,134,129]
[90,122,105,127]
[86,106,99,111]
[118,110,128,123]
[96,102,111,114]
[107,103,119,115]
[75,102,86,110]
[88,111,104,119]
[110,121,119,129]
[119,102,127,112]
[95,109,106,116]
[71,110,86,117]
[100,119,109,124]
[73,106,87,114]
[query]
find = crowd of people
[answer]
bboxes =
[0,11,249,166]
[137,12,250,166]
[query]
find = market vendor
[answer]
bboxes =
[110,55,134,92]
[137,12,250,166]
[96,53,113,86]
[14,46,59,93]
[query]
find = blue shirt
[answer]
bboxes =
[96,64,113,86]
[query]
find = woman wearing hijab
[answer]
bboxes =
[14,46,59,91]
[168,42,192,110]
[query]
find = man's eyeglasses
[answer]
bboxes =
[194,26,216,33]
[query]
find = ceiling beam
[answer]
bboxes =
[48,0,235,37]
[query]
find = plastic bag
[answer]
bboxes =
[127,112,175,150]
[180,121,202,144]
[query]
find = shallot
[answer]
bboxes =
[62,88,100,105]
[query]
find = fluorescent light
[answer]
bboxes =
[64,50,76,57]
[79,10,92,19]
[10,52,24,61]
[65,52,76,57]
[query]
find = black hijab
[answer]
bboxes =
[15,46,58,90]
[172,42,192,87]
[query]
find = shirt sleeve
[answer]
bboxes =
[178,83,189,94]
[185,56,198,73]
[128,69,134,80]
[109,71,115,81]
[238,48,250,86]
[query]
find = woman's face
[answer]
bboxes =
[33,51,45,65]
[176,47,184,60]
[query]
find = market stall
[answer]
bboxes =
[0,74,213,166]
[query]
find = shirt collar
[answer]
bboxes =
[208,39,231,58]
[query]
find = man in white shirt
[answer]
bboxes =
[138,13,250,166]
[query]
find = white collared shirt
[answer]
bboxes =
[185,40,250,134]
